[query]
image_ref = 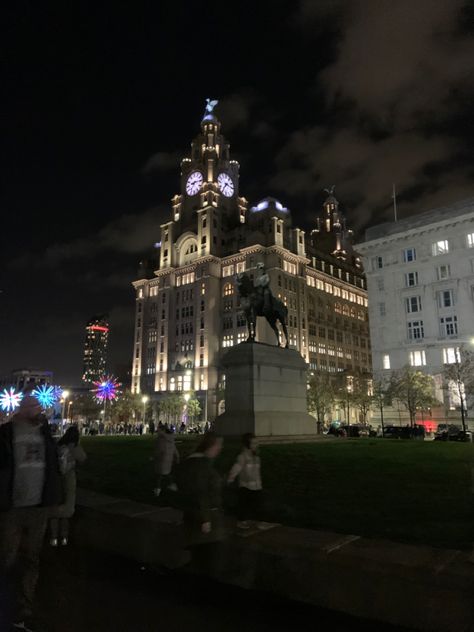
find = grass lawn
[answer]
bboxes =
[78,436,474,550]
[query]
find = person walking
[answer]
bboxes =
[0,393,62,631]
[153,426,179,497]
[49,425,86,547]
[228,433,263,529]
[176,432,224,573]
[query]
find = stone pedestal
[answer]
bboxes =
[214,342,316,437]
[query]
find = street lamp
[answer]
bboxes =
[60,390,70,434]
[142,395,149,423]
[183,392,190,427]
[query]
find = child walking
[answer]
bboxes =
[227,433,263,529]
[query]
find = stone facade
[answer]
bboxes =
[356,198,474,425]
[132,107,370,421]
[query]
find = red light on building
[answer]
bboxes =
[418,420,437,433]
[88,325,109,333]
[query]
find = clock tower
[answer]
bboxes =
[159,100,248,268]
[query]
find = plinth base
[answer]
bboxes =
[214,342,316,437]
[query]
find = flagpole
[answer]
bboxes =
[392,183,398,222]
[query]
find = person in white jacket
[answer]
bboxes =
[153,427,179,497]
[227,433,263,529]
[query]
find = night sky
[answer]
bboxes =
[1,1,473,385]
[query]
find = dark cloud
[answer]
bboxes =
[270,0,474,229]
[141,151,183,174]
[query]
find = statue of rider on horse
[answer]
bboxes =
[236,262,289,348]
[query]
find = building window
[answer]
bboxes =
[372,256,383,270]
[467,233,474,248]
[432,240,449,256]
[383,354,391,370]
[222,264,235,277]
[437,289,454,308]
[283,261,297,275]
[236,262,245,274]
[408,320,424,340]
[376,277,384,291]
[405,272,418,287]
[440,315,458,337]
[437,264,451,280]
[222,335,234,348]
[409,350,426,366]
[405,296,422,313]
[403,248,416,262]
[443,347,460,364]
[223,283,234,297]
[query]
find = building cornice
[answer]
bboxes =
[132,279,148,288]
[357,212,474,251]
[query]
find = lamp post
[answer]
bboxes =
[184,392,190,427]
[61,390,70,435]
[142,395,149,424]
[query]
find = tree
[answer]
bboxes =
[390,366,438,427]
[443,347,474,433]
[186,397,202,424]
[372,378,392,436]
[159,394,184,425]
[73,393,102,422]
[111,390,141,424]
[351,376,373,424]
[307,371,336,433]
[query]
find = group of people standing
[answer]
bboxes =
[0,393,264,631]
[0,393,86,631]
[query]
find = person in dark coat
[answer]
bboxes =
[0,393,62,630]
[176,432,224,572]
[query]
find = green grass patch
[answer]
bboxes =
[78,436,474,549]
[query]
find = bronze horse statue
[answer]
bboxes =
[236,272,289,348]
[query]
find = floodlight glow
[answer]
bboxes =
[0,388,23,412]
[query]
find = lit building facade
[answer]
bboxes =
[0,368,53,390]
[356,198,474,425]
[82,314,109,384]
[132,107,370,420]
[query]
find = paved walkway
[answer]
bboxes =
[37,545,413,632]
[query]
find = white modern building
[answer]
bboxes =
[357,198,474,425]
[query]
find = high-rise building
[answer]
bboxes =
[132,104,370,421]
[82,314,109,384]
[356,198,474,425]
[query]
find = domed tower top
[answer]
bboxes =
[201,98,221,132]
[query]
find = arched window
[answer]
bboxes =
[223,283,234,297]
[180,237,199,265]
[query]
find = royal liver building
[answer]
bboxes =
[132,103,371,420]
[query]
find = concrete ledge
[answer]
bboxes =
[75,489,473,631]
[75,489,190,569]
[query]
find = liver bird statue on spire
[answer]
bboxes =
[204,98,218,116]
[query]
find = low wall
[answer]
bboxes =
[75,489,473,632]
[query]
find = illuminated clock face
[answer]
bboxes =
[186,171,203,196]
[217,173,234,197]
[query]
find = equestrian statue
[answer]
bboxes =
[236,263,289,348]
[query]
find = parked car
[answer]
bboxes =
[435,425,472,442]
[434,424,462,441]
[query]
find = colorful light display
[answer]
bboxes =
[32,385,57,409]
[0,387,24,413]
[92,376,121,402]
